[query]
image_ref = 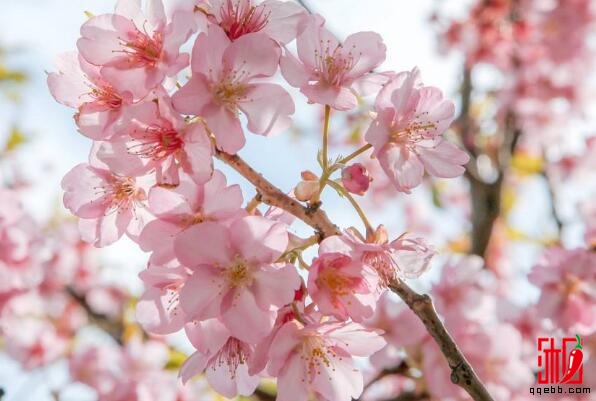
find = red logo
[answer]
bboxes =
[537,334,584,384]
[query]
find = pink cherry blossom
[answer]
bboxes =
[189,0,306,43]
[136,262,191,334]
[365,68,469,193]
[138,170,243,264]
[180,318,260,397]
[2,317,68,370]
[322,227,436,286]
[266,319,386,401]
[365,294,428,371]
[432,255,497,326]
[77,0,195,98]
[341,163,371,195]
[47,52,133,139]
[280,15,387,110]
[308,252,379,322]
[172,25,294,153]
[70,339,185,401]
[97,94,213,187]
[528,247,596,335]
[61,162,150,247]
[175,216,300,342]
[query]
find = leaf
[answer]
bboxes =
[164,348,188,370]
[3,127,27,153]
[0,65,27,83]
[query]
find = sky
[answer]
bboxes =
[0,1,471,400]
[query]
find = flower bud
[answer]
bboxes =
[341,163,371,196]
[295,170,320,201]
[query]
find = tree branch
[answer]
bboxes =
[215,149,340,238]
[216,150,494,401]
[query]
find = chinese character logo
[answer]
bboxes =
[537,334,584,384]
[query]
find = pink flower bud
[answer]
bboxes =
[341,163,371,195]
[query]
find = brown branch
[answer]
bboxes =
[216,150,494,401]
[388,281,493,401]
[215,149,340,238]
[66,287,124,344]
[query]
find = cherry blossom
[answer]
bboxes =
[47,52,133,139]
[97,94,213,187]
[138,170,243,264]
[187,0,306,43]
[280,15,387,110]
[61,161,150,247]
[180,318,260,397]
[365,68,469,193]
[173,25,294,153]
[265,318,386,401]
[528,247,596,335]
[321,227,435,286]
[136,262,191,334]
[308,251,379,322]
[77,0,195,98]
[175,216,301,342]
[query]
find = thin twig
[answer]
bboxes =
[215,150,494,401]
[337,143,373,165]
[327,179,374,237]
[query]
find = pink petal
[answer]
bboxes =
[179,268,225,320]
[171,74,213,116]
[223,32,280,80]
[148,185,193,217]
[280,51,309,87]
[183,123,214,184]
[136,287,186,334]
[327,323,386,357]
[296,16,334,70]
[261,0,307,44]
[378,144,424,193]
[301,84,357,111]
[202,171,243,218]
[230,216,288,263]
[252,263,300,309]
[180,351,209,383]
[239,83,294,136]
[184,318,230,352]
[221,289,275,343]
[418,140,469,178]
[174,222,232,267]
[276,354,309,401]
[203,103,245,153]
[342,31,386,81]
[77,14,128,66]
[364,112,392,156]
[192,26,230,76]
[47,52,91,108]
[61,164,110,218]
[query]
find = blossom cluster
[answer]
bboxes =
[442,0,595,146]
[47,0,472,400]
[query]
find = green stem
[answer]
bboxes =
[322,105,331,171]
[327,179,374,237]
[337,143,373,165]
